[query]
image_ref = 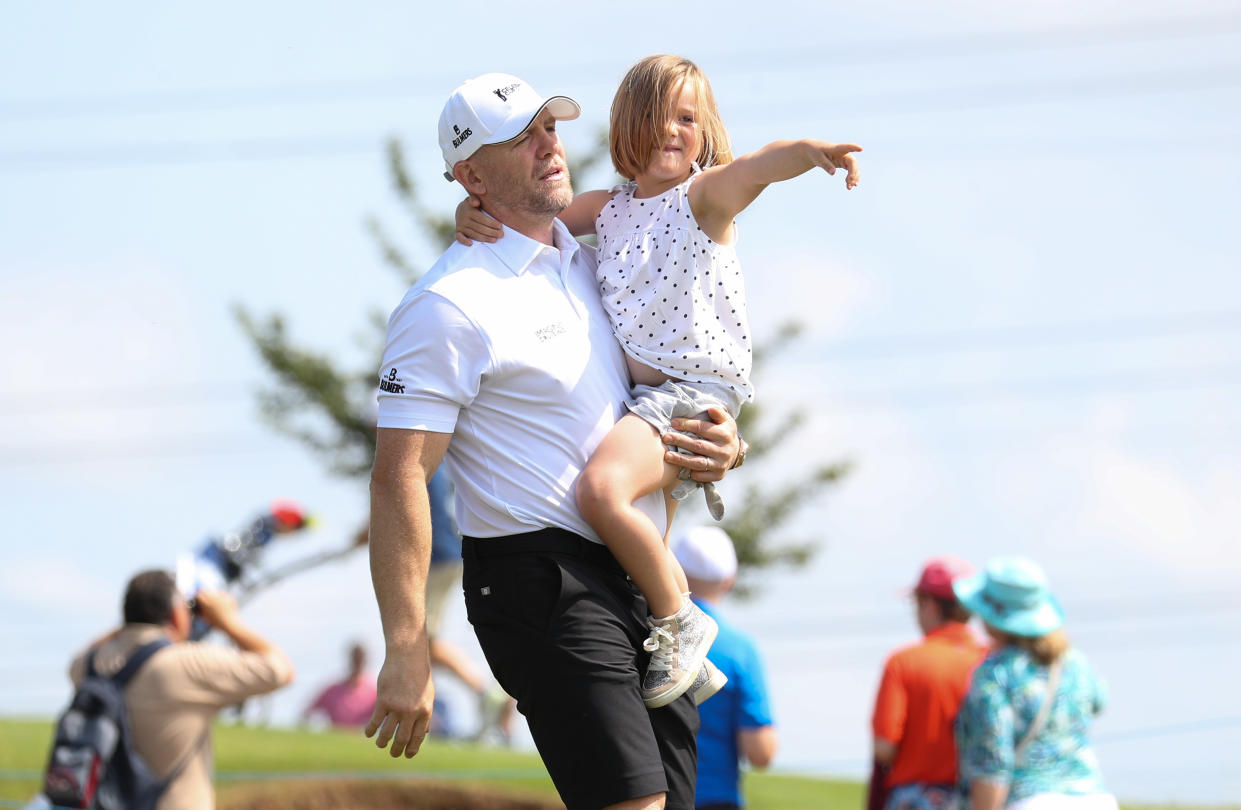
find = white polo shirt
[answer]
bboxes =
[376,219,665,542]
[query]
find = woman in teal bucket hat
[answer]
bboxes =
[953,557,1117,810]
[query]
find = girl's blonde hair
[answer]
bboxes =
[610,54,734,180]
[989,625,1071,667]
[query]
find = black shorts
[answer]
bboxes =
[462,529,699,810]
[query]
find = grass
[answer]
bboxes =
[1,717,1236,810]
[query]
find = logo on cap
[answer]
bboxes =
[452,124,473,149]
[493,82,521,102]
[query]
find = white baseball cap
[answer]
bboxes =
[672,526,738,582]
[438,73,580,182]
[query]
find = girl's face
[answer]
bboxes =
[640,80,701,189]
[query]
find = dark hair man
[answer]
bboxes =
[69,570,293,810]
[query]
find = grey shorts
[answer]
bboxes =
[627,380,742,433]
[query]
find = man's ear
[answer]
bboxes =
[454,159,487,197]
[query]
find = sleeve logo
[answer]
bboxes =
[379,367,406,394]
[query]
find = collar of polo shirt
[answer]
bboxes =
[483,218,580,276]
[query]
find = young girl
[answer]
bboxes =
[457,54,860,709]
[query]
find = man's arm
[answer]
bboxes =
[186,589,295,702]
[365,427,451,759]
[739,725,778,769]
[872,736,897,766]
[970,779,1010,810]
[195,590,291,663]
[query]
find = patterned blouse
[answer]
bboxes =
[955,646,1110,803]
[594,168,754,405]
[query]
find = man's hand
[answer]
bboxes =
[192,589,240,631]
[662,405,741,483]
[365,649,436,758]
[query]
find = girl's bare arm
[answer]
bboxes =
[689,140,861,242]
[558,189,614,237]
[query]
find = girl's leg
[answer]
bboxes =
[661,489,691,597]
[576,413,683,619]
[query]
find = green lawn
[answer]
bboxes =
[0,718,1233,810]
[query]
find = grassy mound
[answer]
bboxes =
[218,779,562,810]
[2,718,1234,810]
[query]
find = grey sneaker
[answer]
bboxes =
[641,599,718,708]
[692,658,728,705]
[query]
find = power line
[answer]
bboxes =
[0,134,381,171]
[1095,715,1241,744]
[0,433,277,467]
[0,380,258,414]
[1,311,1237,415]
[808,310,1241,360]
[2,67,1240,172]
[2,14,1238,123]
[769,66,1241,119]
[802,365,1241,409]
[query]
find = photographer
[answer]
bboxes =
[68,570,294,810]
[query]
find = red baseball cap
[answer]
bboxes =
[912,555,975,600]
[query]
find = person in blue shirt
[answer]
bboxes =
[672,525,778,810]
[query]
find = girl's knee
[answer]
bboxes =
[575,463,617,520]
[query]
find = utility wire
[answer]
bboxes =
[2,14,1239,123]
[808,310,1241,360]
[2,67,1239,172]
[2,310,1238,414]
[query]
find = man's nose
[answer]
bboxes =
[534,127,559,156]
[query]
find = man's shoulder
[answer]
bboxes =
[160,639,245,665]
[391,241,514,318]
[708,613,762,665]
[155,640,291,694]
[885,635,961,669]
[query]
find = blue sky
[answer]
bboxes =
[2,1,1239,803]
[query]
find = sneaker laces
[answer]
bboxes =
[643,625,676,672]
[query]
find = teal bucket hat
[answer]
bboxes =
[952,556,1064,638]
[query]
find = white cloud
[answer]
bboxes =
[0,553,117,620]
[745,249,877,343]
[1080,447,1241,583]
[0,258,198,395]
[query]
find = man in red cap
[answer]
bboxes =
[868,556,987,810]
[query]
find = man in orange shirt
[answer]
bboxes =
[869,556,987,810]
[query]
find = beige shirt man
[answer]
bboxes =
[70,577,293,810]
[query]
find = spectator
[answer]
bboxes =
[672,525,777,810]
[69,570,293,810]
[870,556,986,810]
[425,467,516,742]
[954,557,1117,810]
[303,641,376,728]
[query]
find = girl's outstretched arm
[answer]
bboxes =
[690,140,861,242]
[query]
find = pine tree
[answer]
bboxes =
[235,137,848,592]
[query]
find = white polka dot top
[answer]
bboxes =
[595,170,754,403]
